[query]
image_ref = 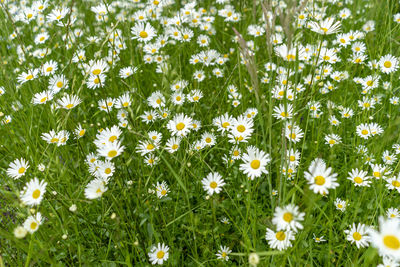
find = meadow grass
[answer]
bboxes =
[1,0,400,266]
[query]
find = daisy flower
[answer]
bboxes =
[272,204,305,232]
[20,178,47,206]
[213,113,234,134]
[273,103,294,120]
[386,176,400,193]
[313,234,327,243]
[356,123,371,139]
[347,168,371,187]
[309,17,341,35]
[216,246,232,261]
[370,217,400,260]
[378,54,398,74]
[377,257,399,267]
[154,181,169,198]
[324,134,341,147]
[88,60,109,76]
[285,124,304,143]
[165,137,181,153]
[131,22,156,42]
[345,223,370,248]
[7,158,30,179]
[87,74,106,89]
[201,172,225,195]
[119,66,137,79]
[148,243,169,265]
[23,212,43,234]
[304,158,339,195]
[84,178,107,199]
[265,228,295,251]
[57,94,82,110]
[97,140,125,160]
[239,146,270,180]
[166,113,193,137]
[387,208,400,219]
[17,69,39,85]
[334,198,347,212]
[32,90,53,105]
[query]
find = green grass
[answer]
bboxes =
[1,0,400,266]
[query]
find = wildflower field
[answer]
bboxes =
[2,0,400,265]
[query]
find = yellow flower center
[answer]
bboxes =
[26,74,33,80]
[139,31,148,38]
[237,125,245,133]
[57,81,63,88]
[354,177,363,184]
[283,212,293,222]
[79,130,85,136]
[172,144,178,150]
[373,171,381,178]
[276,231,286,241]
[92,69,101,75]
[108,150,118,158]
[40,97,47,103]
[176,122,185,131]
[392,180,400,187]
[210,181,218,189]
[147,143,155,150]
[361,129,369,135]
[30,222,37,230]
[286,54,296,61]
[314,175,325,185]
[205,137,212,143]
[109,136,117,142]
[250,159,260,169]
[32,189,41,199]
[383,235,400,250]
[18,167,26,174]
[384,61,392,68]
[353,232,362,241]
[222,122,230,128]
[156,250,165,259]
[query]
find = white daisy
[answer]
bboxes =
[201,172,225,195]
[304,158,339,195]
[20,178,47,206]
[148,243,169,265]
[239,146,270,180]
[7,158,30,179]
